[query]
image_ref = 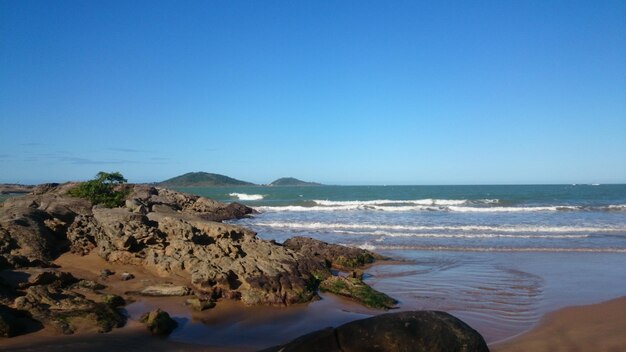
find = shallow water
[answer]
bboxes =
[117,250,625,349]
[366,250,626,342]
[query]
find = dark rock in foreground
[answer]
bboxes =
[261,311,490,352]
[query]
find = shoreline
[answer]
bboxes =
[3,251,625,350]
[2,293,625,351]
[491,295,626,352]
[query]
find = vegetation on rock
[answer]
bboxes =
[319,276,397,309]
[68,172,128,208]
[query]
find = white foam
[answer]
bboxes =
[256,202,626,213]
[335,230,589,239]
[372,245,626,253]
[253,221,623,233]
[229,193,264,201]
[312,199,493,206]
[358,243,377,251]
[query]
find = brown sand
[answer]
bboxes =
[492,296,626,352]
[2,253,625,351]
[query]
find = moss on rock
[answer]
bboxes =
[319,276,397,310]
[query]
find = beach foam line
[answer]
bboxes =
[312,199,497,206]
[255,204,626,212]
[332,230,590,239]
[229,193,264,201]
[369,245,626,253]
[253,221,624,233]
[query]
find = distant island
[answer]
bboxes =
[269,177,322,186]
[159,172,255,187]
[158,172,322,187]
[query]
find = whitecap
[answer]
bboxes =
[229,193,264,201]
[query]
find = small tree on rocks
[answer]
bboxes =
[68,171,128,207]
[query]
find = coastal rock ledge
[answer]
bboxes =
[0,183,327,306]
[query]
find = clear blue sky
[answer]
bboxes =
[1,1,625,185]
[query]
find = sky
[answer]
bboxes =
[1,1,625,185]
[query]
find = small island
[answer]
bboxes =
[159,172,255,187]
[270,177,322,186]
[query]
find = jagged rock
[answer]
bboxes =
[319,276,397,309]
[75,279,106,291]
[0,304,18,337]
[283,237,386,270]
[261,311,490,352]
[140,309,177,335]
[13,285,125,334]
[100,269,114,278]
[185,297,215,311]
[0,303,43,338]
[140,284,191,296]
[102,294,125,308]
[0,183,340,307]
[18,270,79,289]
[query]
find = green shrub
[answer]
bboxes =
[68,171,128,208]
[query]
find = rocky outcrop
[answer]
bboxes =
[0,183,327,308]
[261,311,490,352]
[0,182,402,340]
[9,270,125,335]
[283,237,387,270]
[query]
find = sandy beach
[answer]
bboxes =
[493,296,626,352]
[3,292,625,351]
[2,251,625,351]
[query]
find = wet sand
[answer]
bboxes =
[492,296,626,352]
[4,295,625,351]
[2,251,625,351]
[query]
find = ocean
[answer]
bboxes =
[179,184,626,253]
[169,184,626,345]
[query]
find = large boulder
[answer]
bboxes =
[261,311,490,352]
[140,309,177,335]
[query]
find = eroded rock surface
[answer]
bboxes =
[0,184,328,308]
[0,182,399,339]
[283,236,387,270]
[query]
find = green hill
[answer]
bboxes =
[159,172,256,187]
[270,177,321,186]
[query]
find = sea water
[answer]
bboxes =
[173,184,626,344]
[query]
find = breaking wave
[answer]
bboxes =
[368,245,626,253]
[253,221,623,233]
[255,202,626,213]
[229,193,264,201]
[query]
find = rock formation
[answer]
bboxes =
[260,311,490,352]
[0,182,391,338]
